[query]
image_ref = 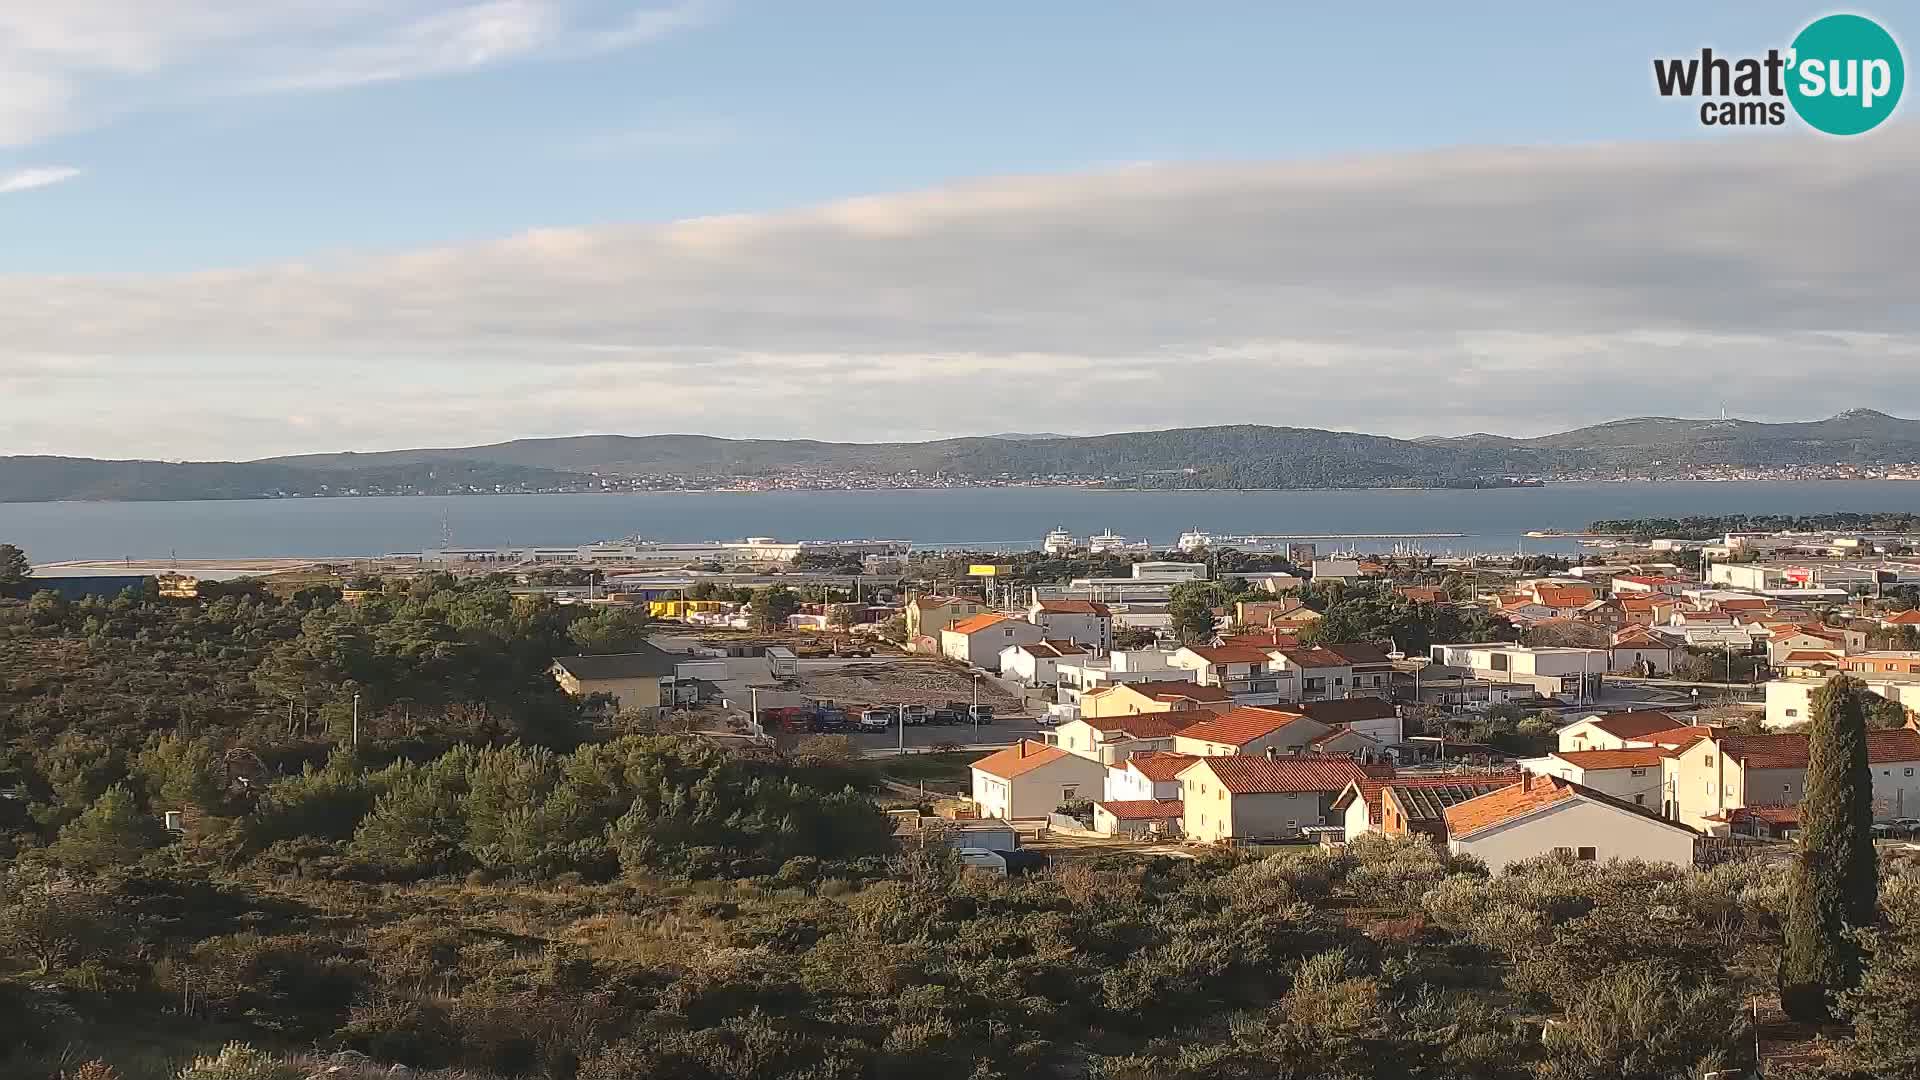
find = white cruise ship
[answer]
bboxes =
[1176,528,1214,553]
[1042,527,1077,555]
[1087,529,1129,554]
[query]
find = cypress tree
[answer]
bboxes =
[1779,675,1880,1021]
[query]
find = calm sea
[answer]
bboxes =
[6,481,1920,563]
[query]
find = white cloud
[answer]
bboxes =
[0,1,706,146]
[2,131,1919,458]
[0,166,82,194]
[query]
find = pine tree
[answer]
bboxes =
[50,783,170,870]
[1779,675,1879,1021]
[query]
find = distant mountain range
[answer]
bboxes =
[6,410,1920,502]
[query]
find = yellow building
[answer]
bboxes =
[551,645,680,716]
[1080,680,1233,720]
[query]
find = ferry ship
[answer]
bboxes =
[1176,528,1214,553]
[1087,529,1130,554]
[1042,527,1077,555]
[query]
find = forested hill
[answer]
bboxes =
[5,409,1920,501]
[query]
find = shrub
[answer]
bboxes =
[174,1042,303,1080]
[1535,961,1748,1080]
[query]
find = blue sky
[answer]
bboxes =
[2,2,1916,458]
[1,1,1830,272]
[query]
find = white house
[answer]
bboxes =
[1442,774,1700,873]
[1516,748,1670,810]
[970,740,1107,820]
[1299,697,1404,744]
[1178,754,1370,843]
[1052,712,1197,765]
[1170,645,1293,706]
[1610,627,1686,675]
[999,640,1088,686]
[1172,707,1329,757]
[941,613,1046,671]
[1269,646,1356,702]
[1103,750,1196,802]
[1554,710,1684,753]
[1027,598,1113,651]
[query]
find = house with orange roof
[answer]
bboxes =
[1308,725,1387,762]
[1332,773,1523,843]
[1614,594,1663,626]
[1398,586,1448,605]
[1767,625,1848,665]
[1530,583,1600,611]
[1027,597,1114,651]
[999,639,1088,686]
[905,594,989,648]
[1269,646,1357,701]
[1170,644,1295,706]
[1555,710,1685,753]
[1178,753,1373,843]
[940,612,1045,670]
[970,740,1106,820]
[1079,679,1233,722]
[1104,750,1199,802]
[1172,706,1329,757]
[1092,797,1185,837]
[1442,774,1700,873]
[1662,724,1920,831]
[1609,626,1686,675]
[1880,609,1920,629]
[1517,747,1670,808]
[1215,628,1303,650]
[1053,709,1207,765]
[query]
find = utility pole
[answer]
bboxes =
[351,692,360,750]
[972,674,981,742]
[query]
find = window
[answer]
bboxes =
[1907,768,1915,777]
[1553,846,1573,856]
[1577,847,1597,861]
[1784,784,1792,794]
[1786,708,1799,718]
[1062,786,1077,800]
[1634,794,1646,806]
[1217,790,1224,801]
[1704,755,1715,766]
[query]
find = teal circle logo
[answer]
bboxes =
[1787,14,1904,134]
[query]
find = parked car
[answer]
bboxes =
[858,708,892,732]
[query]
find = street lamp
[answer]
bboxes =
[972,674,981,742]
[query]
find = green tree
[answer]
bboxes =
[50,783,170,870]
[749,585,802,632]
[1837,865,1920,1077]
[0,542,29,589]
[1168,582,1228,644]
[1780,675,1880,1021]
[567,607,653,654]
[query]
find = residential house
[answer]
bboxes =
[1234,598,1306,627]
[1028,598,1114,651]
[1000,640,1088,686]
[941,614,1046,671]
[1768,625,1848,665]
[1179,754,1373,843]
[1269,646,1356,702]
[1053,712,1198,765]
[1429,644,1607,702]
[1662,726,1920,830]
[1398,586,1448,605]
[1333,773,1523,843]
[1765,674,1920,729]
[1308,725,1387,762]
[1171,645,1293,706]
[551,645,682,716]
[1530,582,1600,613]
[1443,774,1701,873]
[1299,697,1404,743]
[1518,747,1670,810]
[970,740,1107,820]
[1311,558,1363,583]
[1615,594,1662,627]
[1880,610,1920,630]
[1079,680,1233,721]
[1172,707,1328,757]
[1319,642,1396,697]
[1845,651,1920,676]
[905,594,989,650]
[1555,710,1685,753]
[1610,626,1687,675]
[1092,798,1185,837]
[1104,750,1197,802]
[1215,627,1302,650]
[1054,649,1192,703]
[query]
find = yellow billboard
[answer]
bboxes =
[968,563,1010,577]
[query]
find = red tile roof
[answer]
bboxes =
[1536,586,1598,608]
[1310,727,1379,748]
[1633,725,1723,751]
[1095,799,1184,821]
[1126,751,1200,782]
[1014,640,1088,659]
[1185,754,1370,795]
[1444,773,1696,840]
[1321,642,1395,666]
[1573,710,1683,740]
[1080,713,1196,739]
[1082,679,1227,705]
[971,740,1072,779]
[1399,587,1447,604]
[1713,729,1920,769]
[947,613,1010,635]
[1218,630,1303,649]
[1274,646,1350,668]
[1174,706,1311,746]
[1884,610,1920,625]
[1551,748,1671,769]
[1781,650,1844,664]
[1036,600,1112,616]
[1709,804,1799,826]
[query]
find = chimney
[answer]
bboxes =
[1020,740,1031,757]
[1265,745,1278,760]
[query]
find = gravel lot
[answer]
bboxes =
[790,659,1021,710]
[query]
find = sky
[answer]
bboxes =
[2,1,1916,460]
